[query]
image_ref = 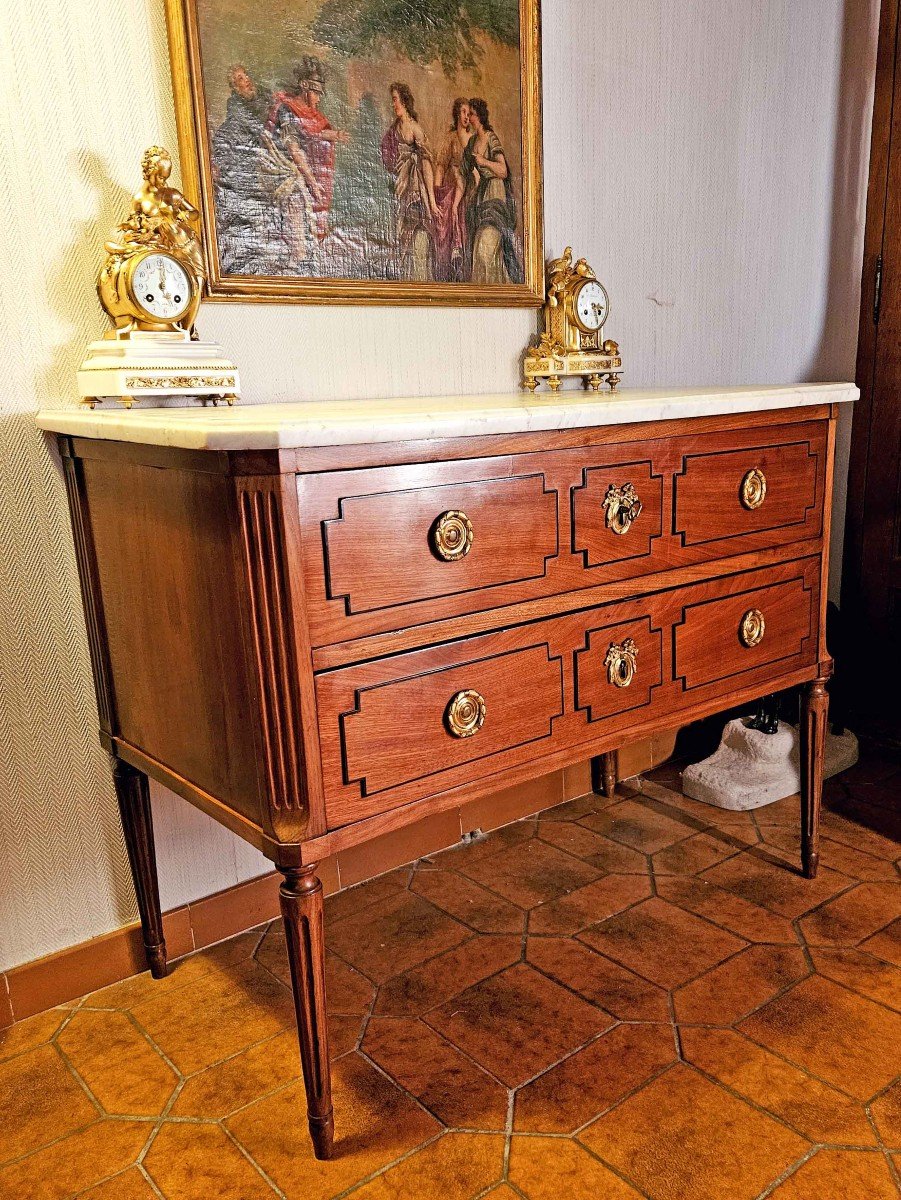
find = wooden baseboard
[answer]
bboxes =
[1,735,675,1029]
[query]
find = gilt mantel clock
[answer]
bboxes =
[523,247,623,392]
[78,146,239,409]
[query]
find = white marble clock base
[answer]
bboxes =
[77,330,240,407]
[682,718,859,811]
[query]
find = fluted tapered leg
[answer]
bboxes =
[591,750,618,800]
[279,864,334,1160]
[112,758,167,978]
[800,677,829,879]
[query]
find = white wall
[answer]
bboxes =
[0,0,878,971]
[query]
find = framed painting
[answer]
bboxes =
[164,0,543,306]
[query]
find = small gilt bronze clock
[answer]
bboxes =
[523,247,623,393]
[78,146,239,409]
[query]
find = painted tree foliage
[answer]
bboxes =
[313,0,519,75]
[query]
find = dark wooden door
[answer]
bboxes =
[844,0,901,728]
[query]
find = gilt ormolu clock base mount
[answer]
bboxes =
[77,146,240,410]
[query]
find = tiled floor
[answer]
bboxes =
[2,752,900,1200]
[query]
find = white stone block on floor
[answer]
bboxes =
[682,719,859,811]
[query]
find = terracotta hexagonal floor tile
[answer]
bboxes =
[579,897,746,988]
[580,799,695,853]
[700,851,854,918]
[144,1122,276,1198]
[767,1149,899,1198]
[0,1008,67,1064]
[78,1167,158,1199]
[257,924,378,1014]
[537,819,640,865]
[129,957,294,1076]
[650,831,742,875]
[739,975,901,1099]
[575,831,650,875]
[526,937,670,1021]
[861,918,901,966]
[0,1119,150,1200]
[57,1009,178,1117]
[538,794,607,822]
[436,819,537,867]
[171,1029,300,1118]
[656,875,799,943]
[363,1017,508,1129]
[809,946,901,1012]
[821,811,901,861]
[638,780,760,833]
[0,1043,96,1163]
[508,1135,644,1199]
[226,1053,440,1200]
[871,1079,901,1147]
[425,962,612,1087]
[326,892,471,983]
[753,793,803,827]
[672,944,808,1025]
[410,868,526,933]
[580,1064,809,1200]
[528,874,651,936]
[324,868,410,924]
[680,1028,878,1145]
[799,883,901,947]
[457,838,602,908]
[348,1132,505,1199]
[764,830,899,881]
[514,1022,677,1133]
[83,930,262,1012]
[373,934,521,1017]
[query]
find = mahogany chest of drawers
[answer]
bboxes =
[40,385,851,1159]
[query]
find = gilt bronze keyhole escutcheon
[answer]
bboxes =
[604,638,638,688]
[603,482,643,535]
[739,609,766,648]
[432,510,474,561]
[445,689,487,738]
[740,468,767,510]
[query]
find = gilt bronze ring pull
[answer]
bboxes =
[740,468,767,510]
[604,638,639,688]
[432,510,474,561]
[603,483,643,535]
[446,690,487,738]
[739,609,766,648]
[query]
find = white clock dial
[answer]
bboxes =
[131,253,192,322]
[575,279,609,332]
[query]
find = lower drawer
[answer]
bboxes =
[315,558,820,828]
[675,571,816,691]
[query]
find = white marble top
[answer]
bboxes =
[36,383,856,451]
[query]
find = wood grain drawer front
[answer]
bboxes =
[317,637,565,826]
[674,429,822,549]
[674,566,816,693]
[302,463,558,639]
[571,460,664,569]
[574,616,665,725]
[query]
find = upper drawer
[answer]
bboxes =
[298,456,562,646]
[674,427,824,551]
[298,420,830,649]
[322,473,557,614]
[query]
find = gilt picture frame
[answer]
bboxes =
[164,0,543,306]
